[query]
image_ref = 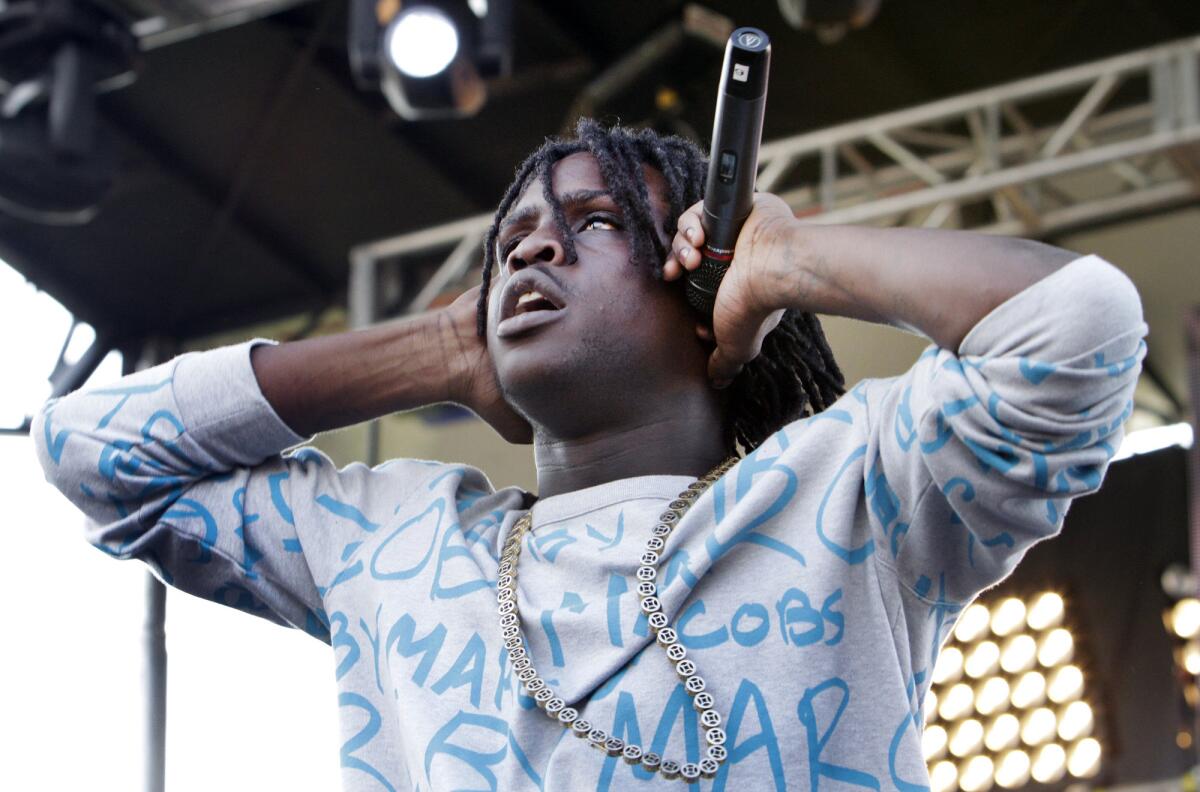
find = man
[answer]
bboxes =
[36,121,1145,790]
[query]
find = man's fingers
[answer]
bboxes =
[672,202,706,268]
[676,245,699,270]
[708,322,758,385]
[707,306,785,386]
[663,255,681,280]
[708,347,744,388]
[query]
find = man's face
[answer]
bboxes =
[485,152,707,427]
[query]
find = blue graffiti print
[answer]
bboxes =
[431,633,487,707]
[816,446,875,564]
[797,678,881,791]
[339,693,396,792]
[387,614,447,687]
[707,443,807,569]
[713,679,786,791]
[431,516,493,601]
[424,712,541,791]
[330,611,362,680]
[372,499,446,581]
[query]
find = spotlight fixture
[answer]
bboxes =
[934,646,965,685]
[975,677,1010,717]
[1057,701,1094,742]
[385,7,460,78]
[931,760,959,792]
[1010,670,1046,710]
[0,0,137,222]
[993,749,1030,789]
[776,0,883,43]
[348,0,512,120]
[991,599,1027,637]
[955,604,991,643]
[985,714,1020,753]
[1170,598,1200,640]
[966,641,1001,680]
[1030,743,1067,784]
[959,754,994,792]
[923,591,1104,790]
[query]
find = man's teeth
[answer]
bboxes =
[517,291,545,307]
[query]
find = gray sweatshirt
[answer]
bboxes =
[34,255,1144,791]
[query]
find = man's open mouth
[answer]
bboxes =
[499,270,567,323]
[497,273,568,339]
[514,290,559,316]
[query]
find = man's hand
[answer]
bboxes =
[664,192,1075,367]
[663,194,796,386]
[441,287,534,444]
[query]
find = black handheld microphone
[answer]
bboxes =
[685,27,771,321]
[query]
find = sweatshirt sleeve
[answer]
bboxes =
[33,340,394,642]
[860,254,1146,605]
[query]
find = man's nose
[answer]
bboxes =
[509,228,566,270]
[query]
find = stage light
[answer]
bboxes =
[965,641,1000,679]
[1020,707,1057,746]
[991,598,1027,637]
[1171,598,1200,640]
[925,689,939,723]
[1067,737,1102,778]
[975,677,1010,717]
[0,0,137,221]
[777,0,883,43]
[1010,671,1046,709]
[1047,665,1083,704]
[934,647,964,685]
[348,0,512,120]
[1184,640,1200,675]
[1057,701,1094,741]
[931,760,959,792]
[956,604,991,643]
[1038,628,1074,667]
[994,749,1031,789]
[385,8,460,78]
[1026,592,1064,631]
[1113,421,1193,460]
[924,724,949,761]
[950,719,985,758]
[1000,635,1037,674]
[926,591,1106,789]
[959,755,995,792]
[941,682,975,721]
[986,713,1021,752]
[1030,743,1067,784]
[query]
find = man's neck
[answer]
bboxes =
[531,398,728,498]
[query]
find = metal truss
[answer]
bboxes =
[348,35,1200,329]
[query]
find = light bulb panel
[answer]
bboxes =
[922,590,1103,791]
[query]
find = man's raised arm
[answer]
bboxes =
[252,285,530,442]
[665,194,1081,383]
[31,285,525,637]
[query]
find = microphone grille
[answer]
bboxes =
[685,257,729,319]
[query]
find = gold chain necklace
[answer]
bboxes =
[496,456,738,784]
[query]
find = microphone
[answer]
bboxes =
[685,27,771,321]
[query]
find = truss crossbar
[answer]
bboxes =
[349,36,1200,324]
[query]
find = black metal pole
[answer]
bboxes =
[124,344,168,792]
[144,572,167,792]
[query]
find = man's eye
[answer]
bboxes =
[581,215,620,232]
[500,237,522,259]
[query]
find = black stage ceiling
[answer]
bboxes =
[4,0,1200,346]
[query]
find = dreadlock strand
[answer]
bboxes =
[538,156,580,268]
[477,155,542,336]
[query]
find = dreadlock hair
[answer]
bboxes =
[476,118,845,454]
